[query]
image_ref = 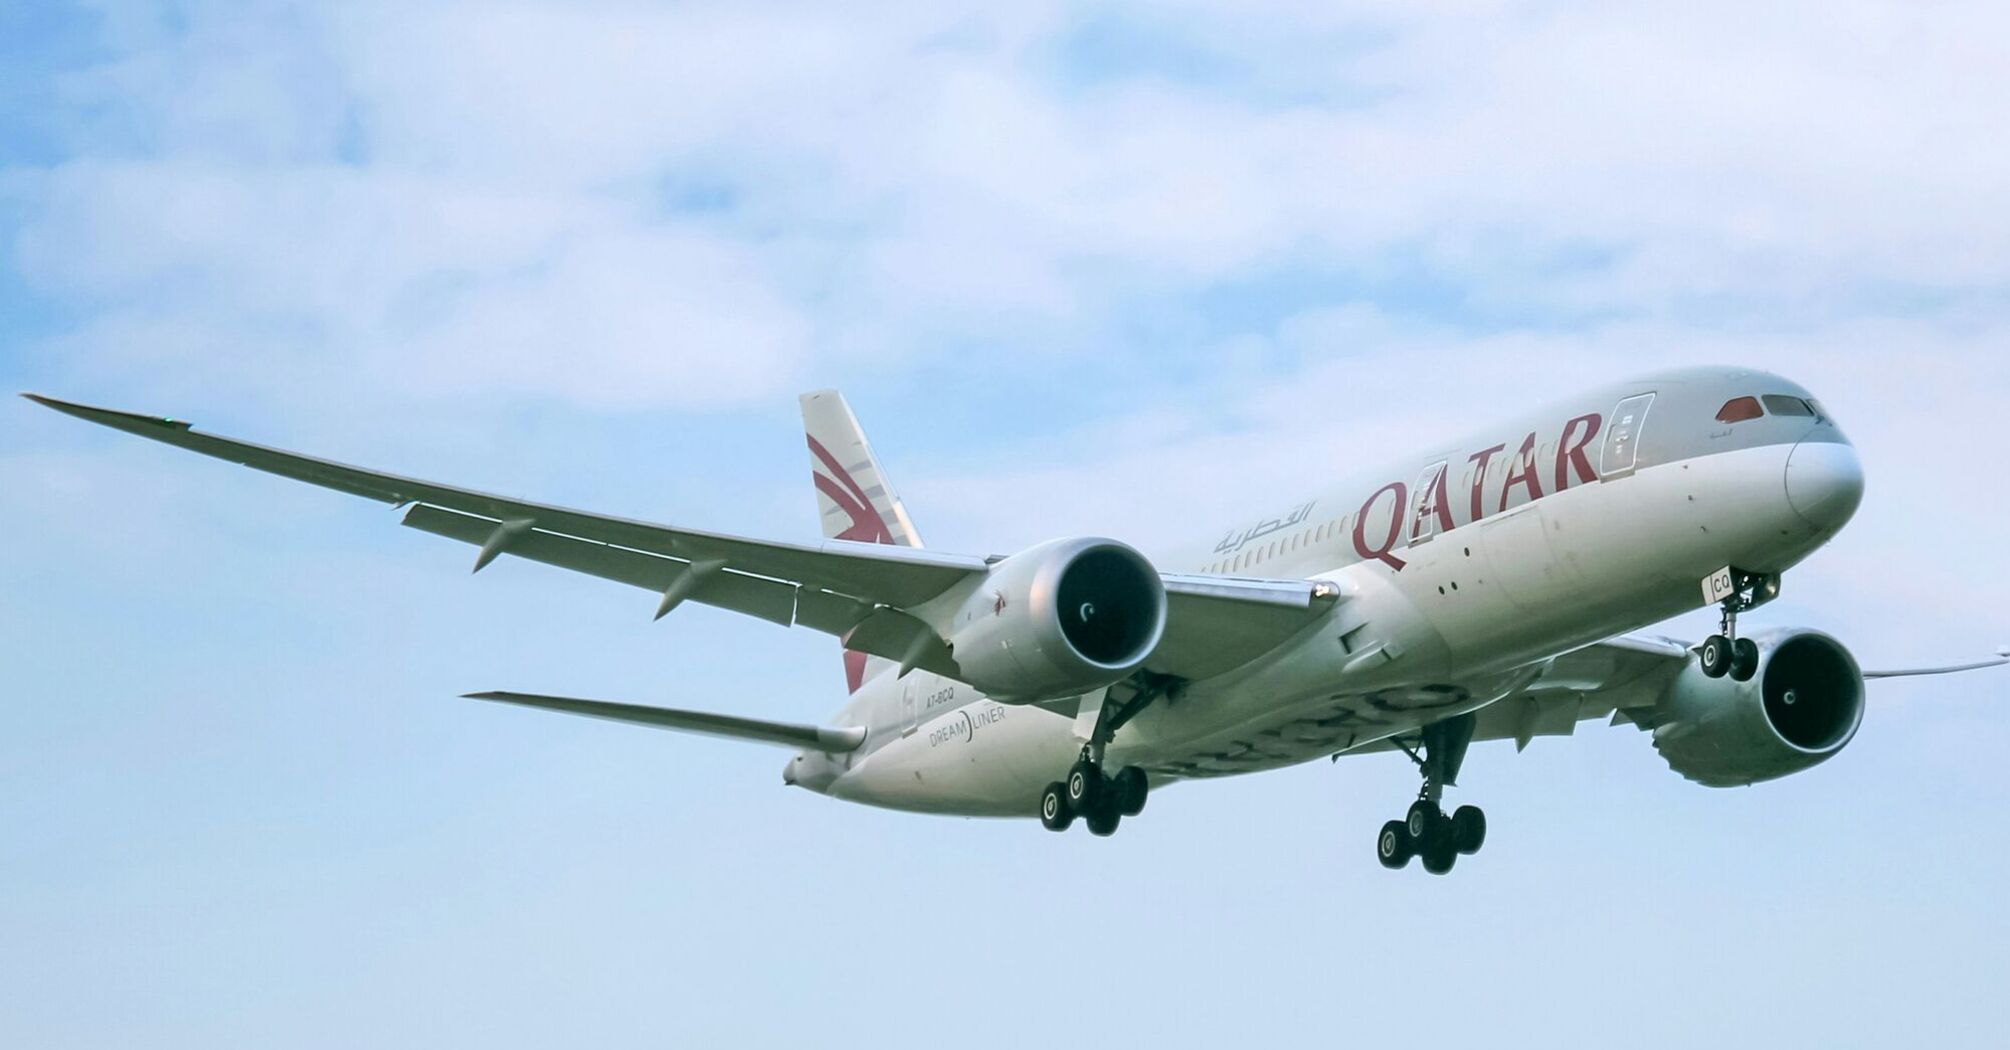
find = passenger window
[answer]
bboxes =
[1763,395,1814,417]
[1716,397,1764,424]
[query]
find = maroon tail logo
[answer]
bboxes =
[810,435,894,692]
[809,436,893,545]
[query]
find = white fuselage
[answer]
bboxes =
[787,368,1863,817]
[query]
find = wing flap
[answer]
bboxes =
[465,691,867,751]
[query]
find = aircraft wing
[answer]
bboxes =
[465,691,867,750]
[26,394,1333,684]
[1451,635,2009,753]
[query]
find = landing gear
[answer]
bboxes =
[1036,674,1170,837]
[1698,568,1780,682]
[1040,748,1151,836]
[1040,783,1074,832]
[1377,713,1486,875]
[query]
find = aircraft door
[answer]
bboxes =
[1409,461,1452,545]
[1600,393,1655,479]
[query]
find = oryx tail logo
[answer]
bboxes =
[808,436,894,545]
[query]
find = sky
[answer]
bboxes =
[3,2,2008,1046]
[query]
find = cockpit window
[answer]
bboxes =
[1716,396,1764,424]
[1764,395,1815,417]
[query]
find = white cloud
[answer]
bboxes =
[13,0,2010,415]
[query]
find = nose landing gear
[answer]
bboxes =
[1376,713,1486,875]
[1698,568,1780,682]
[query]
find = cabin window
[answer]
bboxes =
[1763,395,1815,417]
[1716,396,1765,424]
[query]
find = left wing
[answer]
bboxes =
[26,394,1333,684]
[1458,636,2008,752]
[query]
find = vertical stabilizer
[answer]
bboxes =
[801,391,923,548]
[800,390,922,692]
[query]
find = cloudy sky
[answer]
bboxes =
[4,2,2007,1046]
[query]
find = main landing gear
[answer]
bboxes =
[1377,713,1486,875]
[1040,753,1148,837]
[1037,674,1170,837]
[1697,568,1781,682]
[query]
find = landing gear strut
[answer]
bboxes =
[1377,713,1486,875]
[1038,675,1168,837]
[1698,568,1780,682]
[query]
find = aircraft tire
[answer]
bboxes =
[1040,783,1074,832]
[1421,843,1457,876]
[1066,761,1103,810]
[1377,821,1413,869]
[1730,638,1761,682]
[1700,635,1733,678]
[1114,767,1149,817]
[1452,805,1487,856]
[1085,805,1121,838]
[1406,800,1440,840]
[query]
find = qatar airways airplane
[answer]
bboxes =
[26,368,2006,875]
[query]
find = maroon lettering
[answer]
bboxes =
[1467,444,1506,523]
[1412,464,1455,541]
[1555,413,1603,492]
[1500,432,1544,512]
[1354,481,1410,570]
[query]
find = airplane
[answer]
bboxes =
[25,367,2008,875]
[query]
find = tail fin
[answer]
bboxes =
[801,390,923,548]
[800,390,922,693]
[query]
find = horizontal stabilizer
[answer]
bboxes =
[464,691,866,752]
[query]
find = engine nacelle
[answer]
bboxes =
[948,537,1167,703]
[1650,629,1865,787]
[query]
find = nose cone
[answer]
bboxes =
[1785,439,1865,532]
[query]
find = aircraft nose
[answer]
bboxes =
[1785,438,1865,532]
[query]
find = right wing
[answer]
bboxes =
[466,691,867,751]
[28,394,1336,685]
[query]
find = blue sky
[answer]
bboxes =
[4,2,2008,1047]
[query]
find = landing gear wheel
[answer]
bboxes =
[1730,638,1761,682]
[1421,841,1458,876]
[1700,634,1733,678]
[1406,800,1440,840]
[1039,782,1074,832]
[1065,761,1103,811]
[1377,821,1413,870]
[1451,805,1487,856]
[1113,766,1149,817]
[1085,805,1122,837]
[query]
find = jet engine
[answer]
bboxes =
[949,537,1167,703]
[1648,629,1865,787]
